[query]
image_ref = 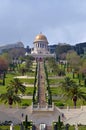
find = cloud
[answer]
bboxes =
[0,0,86,47]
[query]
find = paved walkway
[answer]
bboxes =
[38,61,46,105]
[61,106,86,125]
[20,95,32,99]
[15,76,34,79]
[0,106,63,125]
[0,105,86,125]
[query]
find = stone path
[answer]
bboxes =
[0,106,62,125]
[38,61,46,105]
[15,76,34,79]
[0,105,86,125]
[61,106,86,125]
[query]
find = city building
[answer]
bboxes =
[48,44,57,54]
[0,42,24,53]
[75,42,86,55]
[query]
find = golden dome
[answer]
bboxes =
[34,33,48,43]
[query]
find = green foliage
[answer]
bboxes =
[23,115,33,130]
[0,125,20,130]
[0,86,7,93]
[7,78,26,94]
[21,99,32,106]
[49,78,63,85]
[53,116,63,130]
[50,87,62,95]
[54,101,64,107]
[58,116,63,130]
[0,89,21,106]
[26,87,34,95]
[0,76,26,106]
[19,78,34,84]
[44,61,52,105]
[24,115,28,130]
[33,63,38,104]
[60,77,86,107]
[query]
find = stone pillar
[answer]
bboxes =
[75,124,78,130]
[81,105,83,110]
[38,103,39,109]
[67,105,69,111]
[10,123,14,130]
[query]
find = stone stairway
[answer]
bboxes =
[38,61,46,106]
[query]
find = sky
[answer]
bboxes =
[0,0,86,47]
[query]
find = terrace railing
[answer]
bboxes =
[32,102,54,111]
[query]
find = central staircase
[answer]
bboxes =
[31,60,63,129]
[38,61,46,106]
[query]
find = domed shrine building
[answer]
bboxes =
[31,33,55,59]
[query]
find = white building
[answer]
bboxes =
[31,33,49,54]
[30,33,55,59]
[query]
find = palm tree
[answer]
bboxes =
[7,78,26,94]
[0,89,21,107]
[61,77,74,92]
[60,77,86,107]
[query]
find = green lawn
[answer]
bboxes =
[21,99,32,106]
[0,99,32,107]
[0,86,7,93]
[0,125,20,130]
[50,86,86,107]
[0,73,21,94]
[49,78,63,85]
[0,60,86,108]
[50,87,62,95]
[0,71,34,107]
[19,78,34,84]
[26,71,35,76]
[5,73,17,85]
[78,126,86,130]
[25,87,34,95]
[0,86,34,96]
[53,95,86,107]
[47,67,86,107]
[69,125,86,130]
